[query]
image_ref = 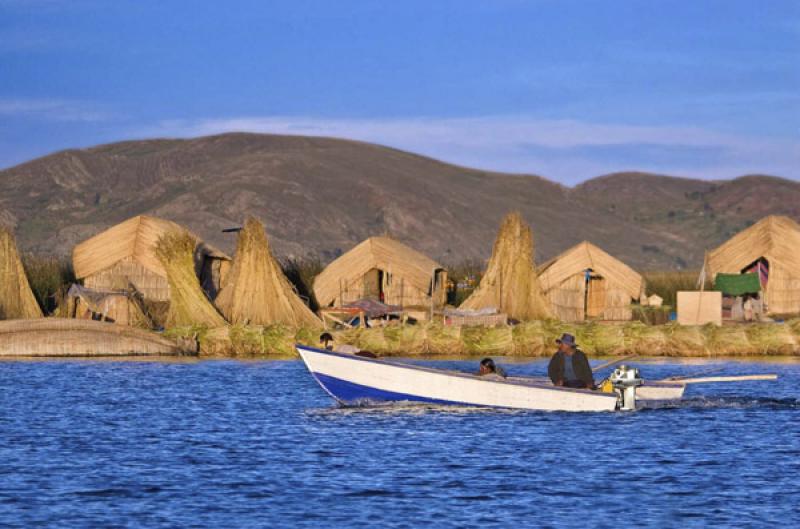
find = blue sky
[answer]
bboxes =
[1,0,798,184]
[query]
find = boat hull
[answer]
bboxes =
[297,345,619,412]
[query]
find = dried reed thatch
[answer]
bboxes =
[155,231,227,328]
[538,241,644,322]
[706,215,800,315]
[313,236,447,308]
[63,284,153,329]
[0,226,43,320]
[215,217,321,328]
[0,318,187,356]
[460,212,552,321]
[73,215,230,302]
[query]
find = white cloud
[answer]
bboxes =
[0,98,113,122]
[138,115,800,184]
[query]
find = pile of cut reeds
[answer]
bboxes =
[460,212,551,321]
[0,226,43,319]
[215,217,321,328]
[155,231,227,328]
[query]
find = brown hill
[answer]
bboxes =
[0,132,796,270]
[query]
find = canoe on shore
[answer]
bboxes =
[0,318,192,357]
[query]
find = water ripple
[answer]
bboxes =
[0,358,797,528]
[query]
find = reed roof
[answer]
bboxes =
[706,216,800,278]
[73,215,229,280]
[314,237,443,307]
[538,241,643,298]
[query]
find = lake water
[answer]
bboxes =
[1,357,798,528]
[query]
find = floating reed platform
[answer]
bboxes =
[0,318,191,357]
[183,320,800,357]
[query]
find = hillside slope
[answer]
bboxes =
[1,133,795,270]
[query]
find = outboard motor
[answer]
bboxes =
[608,365,643,411]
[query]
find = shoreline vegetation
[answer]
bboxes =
[165,319,800,358]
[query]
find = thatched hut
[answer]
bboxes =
[0,226,43,319]
[460,213,552,321]
[313,237,447,309]
[73,215,230,302]
[538,241,643,322]
[215,217,321,328]
[706,215,800,315]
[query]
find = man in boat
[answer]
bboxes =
[477,358,507,379]
[548,333,594,389]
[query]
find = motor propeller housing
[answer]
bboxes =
[609,365,643,411]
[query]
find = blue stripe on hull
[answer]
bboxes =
[312,372,463,407]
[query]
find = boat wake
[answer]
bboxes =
[305,395,800,416]
[640,396,800,411]
[305,401,527,417]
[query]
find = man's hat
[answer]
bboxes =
[556,333,577,347]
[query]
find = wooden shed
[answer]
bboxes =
[72,215,230,302]
[706,215,800,315]
[313,237,447,309]
[538,241,644,322]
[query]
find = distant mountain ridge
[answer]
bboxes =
[1,132,797,271]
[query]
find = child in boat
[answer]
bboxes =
[477,358,507,379]
[319,332,377,358]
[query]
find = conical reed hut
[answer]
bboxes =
[215,217,322,328]
[460,213,552,321]
[0,226,43,319]
[155,231,227,328]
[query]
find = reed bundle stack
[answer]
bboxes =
[460,212,552,321]
[0,226,43,319]
[155,231,227,328]
[215,217,321,328]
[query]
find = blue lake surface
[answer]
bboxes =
[1,357,798,528]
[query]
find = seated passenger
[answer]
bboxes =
[548,333,594,389]
[477,357,507,379]
[318,332,376,357]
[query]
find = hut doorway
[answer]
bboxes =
[362,268,385,301]
[584,269,607,319]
